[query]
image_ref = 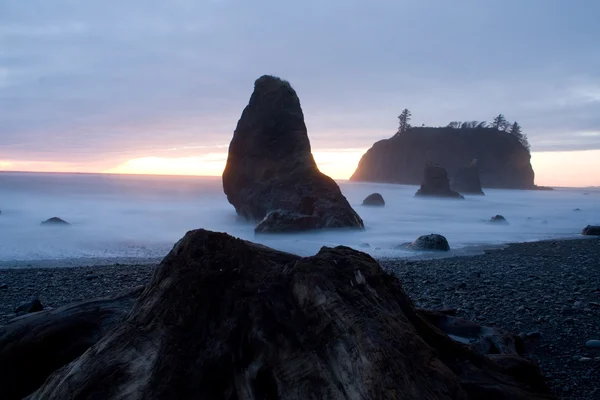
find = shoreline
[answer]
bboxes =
[1,236,598,399]
[0,234,589,269]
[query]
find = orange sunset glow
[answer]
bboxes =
[2,149,598,188]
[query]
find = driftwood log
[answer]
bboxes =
[0,286,144,399]
[13,229,554,399]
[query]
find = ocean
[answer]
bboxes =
[0,172,598,267]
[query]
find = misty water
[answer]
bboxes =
[0,172,598,268]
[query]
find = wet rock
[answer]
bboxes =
[0,284,7,290]
[407,234,450,251]
[415,163,464,199]
[222,75,363,232]
[582,225,600,236]
[585,339,600,349]
[14,298,43,314]
[40,217,69,226]
[362,192,385,206]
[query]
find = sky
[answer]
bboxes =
[1,0,599,187]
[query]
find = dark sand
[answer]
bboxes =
[1,237,599,399]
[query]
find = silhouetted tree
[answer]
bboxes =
[510,121,522,136]
[509,121,530,150]
[397,109,412,134]
[492,114,510,131]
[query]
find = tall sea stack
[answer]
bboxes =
[350,127,535,189]
[222,75,363,232]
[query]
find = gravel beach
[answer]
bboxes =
[1,237,598,399]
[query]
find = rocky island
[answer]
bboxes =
[351,126,536,189]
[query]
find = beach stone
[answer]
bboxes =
[41,217,69,226]
[222,75,363,233]
[582,225,600,236]
[0,284,7,290]
[414,163,464,199]
[407,234,450,251]
[362,193,385,206]
[585,340,600,349]
[14,298,43,314]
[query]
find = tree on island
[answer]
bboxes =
[396,109,412,134]
[492,114,510,131]
[446,120,487,129]
[509,121,530,151]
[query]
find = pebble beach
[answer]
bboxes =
[1,237,599,399]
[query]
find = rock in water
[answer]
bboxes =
[582,225,600,236]
[362,192,385,206]
[41,217,69,226]
[350,126,535,189]
[409,234,450,251]
[222,75,363,233]
[31,229,552,399]
[452,159,485,195]
[415,163,464,199]
[490,215,509,224]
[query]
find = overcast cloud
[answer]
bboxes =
[1,0,599,168]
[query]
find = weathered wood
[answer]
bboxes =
[0,286,144,400]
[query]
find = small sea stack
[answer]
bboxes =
[222,75,363,233]
[40,217,69,226]
[452,159,484,195]
[415,163,464,199]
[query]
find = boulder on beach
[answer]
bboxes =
[452,159,485,195]
[222,75,363,233]
[415,163,464,199]
[582,225,600,236]
[409,234,451,251]
[40,217,69,226]
[27,229,551,399]
[362,192,385,206]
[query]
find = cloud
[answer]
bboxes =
[1,0,599,171]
